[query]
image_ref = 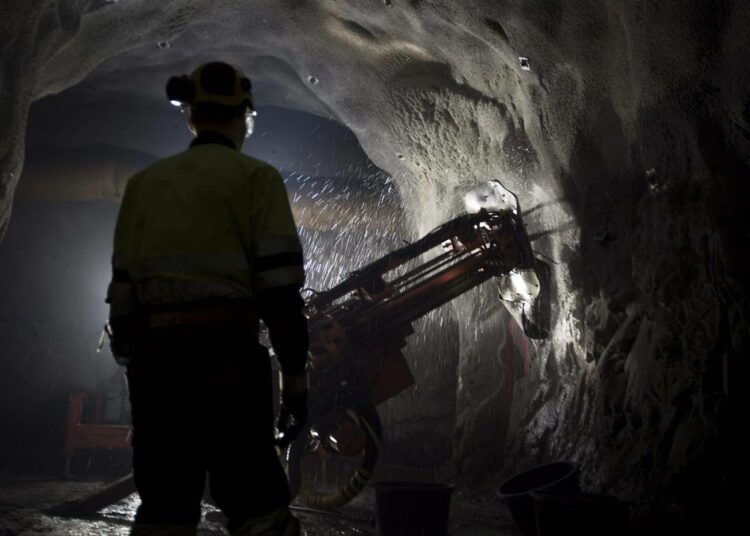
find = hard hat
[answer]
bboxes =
[166,62,254,110]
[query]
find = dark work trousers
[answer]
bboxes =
[125,321,291,532]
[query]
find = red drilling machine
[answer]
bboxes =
[287,205,551,507]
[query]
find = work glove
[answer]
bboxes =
[275,374,308,449]
[105,280,142,365]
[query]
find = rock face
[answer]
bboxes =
[1,1,749,530]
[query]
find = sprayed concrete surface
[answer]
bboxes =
[0,474,522,536]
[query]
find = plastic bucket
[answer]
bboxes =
[497,462,579,536]
[532,490,631,536]
[373,480,455,536]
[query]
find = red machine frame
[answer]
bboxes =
[63,392,132,475]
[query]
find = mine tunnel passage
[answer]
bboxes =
[2,3,749,533]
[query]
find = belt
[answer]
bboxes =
[148,306,258,331]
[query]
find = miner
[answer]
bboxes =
[105,61,308,536]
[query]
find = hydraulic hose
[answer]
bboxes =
[287,388,382,509]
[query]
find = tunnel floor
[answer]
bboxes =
[0,473,523,535]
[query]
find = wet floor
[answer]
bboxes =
[0,473,523,535]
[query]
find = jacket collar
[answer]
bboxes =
[189,130,237,150]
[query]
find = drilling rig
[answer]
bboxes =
[288,205,551,508]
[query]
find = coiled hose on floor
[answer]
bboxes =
[286,387,382,509]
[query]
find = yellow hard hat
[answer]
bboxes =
[166,61,254,110]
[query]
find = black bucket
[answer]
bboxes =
[532,490,631,536]
[497,462,579,536]
[373,480,455,536]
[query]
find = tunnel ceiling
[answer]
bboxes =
[2,1,750,530]
[3,2,748,233]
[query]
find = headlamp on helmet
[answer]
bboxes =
[165,62,254,111]
[166,75,195,107]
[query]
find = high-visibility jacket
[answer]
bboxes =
[108,131,305,318]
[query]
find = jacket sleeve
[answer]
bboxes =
[250,166,308,376]
[107,175,140,316]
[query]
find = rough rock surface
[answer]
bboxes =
[1,1,749,531]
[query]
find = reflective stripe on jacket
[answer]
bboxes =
[110,131,304,308]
